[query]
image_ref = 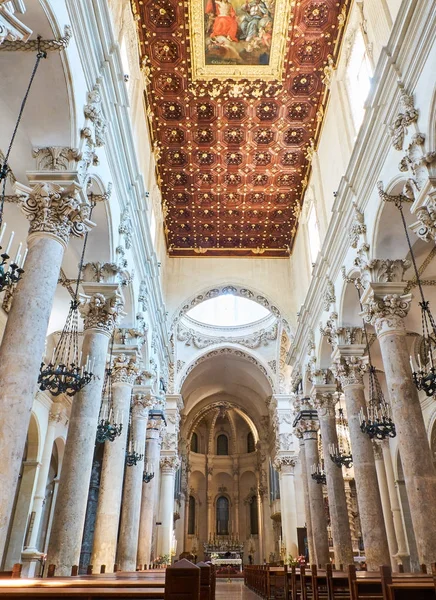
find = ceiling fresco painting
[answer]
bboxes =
[132,0,350,257]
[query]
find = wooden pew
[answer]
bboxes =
[196,562,211,600]
[164,559,200,600]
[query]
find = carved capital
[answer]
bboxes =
[160,455,180,473]
[359,258,410,289]
[32,147,81,172]
[333,356,367,387]
[362,293,412,335]
[131,393,154,418]
[312,391,337,417]
[79,290,125,335]
[414,200,436,243]
[273,455,297,471]
[111,353,140,385]
[18,181,94,247]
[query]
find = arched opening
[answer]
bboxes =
[216,434,229,456]
[188,496,196,535]
[216,496,230,535]
[247,432,255,453]
[190,432,198,453]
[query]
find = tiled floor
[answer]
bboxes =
[216,580,260,598]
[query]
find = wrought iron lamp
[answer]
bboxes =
[125,400,144,467]
[311,461,326,485]
[329,386,353,468]
[143,462,155,483]
[0,225,25,293]
[38,205,94,397]
[96,333,123,443]
[384,188,436,397]
[353,283,397,440]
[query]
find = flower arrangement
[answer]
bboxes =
[287,555,306,567]
[154,554,170,566]
[211,553,219,560]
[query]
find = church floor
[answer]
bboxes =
[216,580,259,598]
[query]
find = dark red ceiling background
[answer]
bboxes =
[131,0,350,257]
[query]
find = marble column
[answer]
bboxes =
[21,403,62,574]
[137,419,162,567]
[312,388,354,568]
[362,277,436,567]
[373,442,398,570]
[117,392,152,571]
[157,456,180,558]
[0,178,93,557]
[275,456,299,558]
[91,353,139,572]
[334,352,391,570]
[301,422,330,567]
[297,434,315,564]
[46,285,124,575]
[381,442,410,570]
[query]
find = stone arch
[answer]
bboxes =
[177,345,276,393]
[170,283,292,335]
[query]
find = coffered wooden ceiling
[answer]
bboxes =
[131,0,350,257]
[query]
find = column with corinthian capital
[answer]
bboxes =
[46,284,124,575]
[312,386,354,568]
[91,353,139,572]
[137,416,163,567]
[0,174,93,557]
[117,391,153,571]
[274,456,299,558]
[373,442,398,570]
[361,263,436,567]
[295,430,315,564]
[157,456,180,559]
[300,419,330,567]
[333,349,390,570]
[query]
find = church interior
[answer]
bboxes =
[0,0,435,598]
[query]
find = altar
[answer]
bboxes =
[211,557,242,572]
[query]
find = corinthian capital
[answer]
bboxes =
[273,455,297,471]
[312,390,337,417]
[362,293,412,335]
[333,356,367,387]
[79,289,125,335]
[160,455,180,473]
[131,392,154,419]
[17,181,94,247]
[359,258,410,289]
[111,353,140,385]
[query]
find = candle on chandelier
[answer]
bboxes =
[0,222,6,245]
[20,248,28,269]
[14,242,22,265]
[5,230,14,256]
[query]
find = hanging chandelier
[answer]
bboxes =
[351,281,397,440]
[38,204,94,397]
[143,462,155,483]
[0,224,25,293]
[384,190,436,397]
[96,333,123,444]
[311,461,326,485]
[329,387,353,468]
[126,400,144,467]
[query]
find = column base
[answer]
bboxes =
[20,549,46,577]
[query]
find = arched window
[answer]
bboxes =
[216,496,229,535]
[216,434,229,455]
[190,432,198,453]
[247,432,255,453]
[188,495,196,535]
[250,496,259,535]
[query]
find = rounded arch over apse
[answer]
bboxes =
[176,345,276,394]
[170,283,292,335]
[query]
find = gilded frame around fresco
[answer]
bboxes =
[188,0,294,81]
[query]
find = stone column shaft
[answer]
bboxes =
[117,398,149,571]
[277,459,298,558]
[303,430,330,567]
[137,425,161,567]
[374,443,398,570]
[314,394,354,568]
[382,444,409,566]
[157,457,179,558]
[46,287,124,575]
[299,440,315,564]
[91,357,137,571]
[0,179,93,559]
[337,371,390,569]
[371,301,436,567]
